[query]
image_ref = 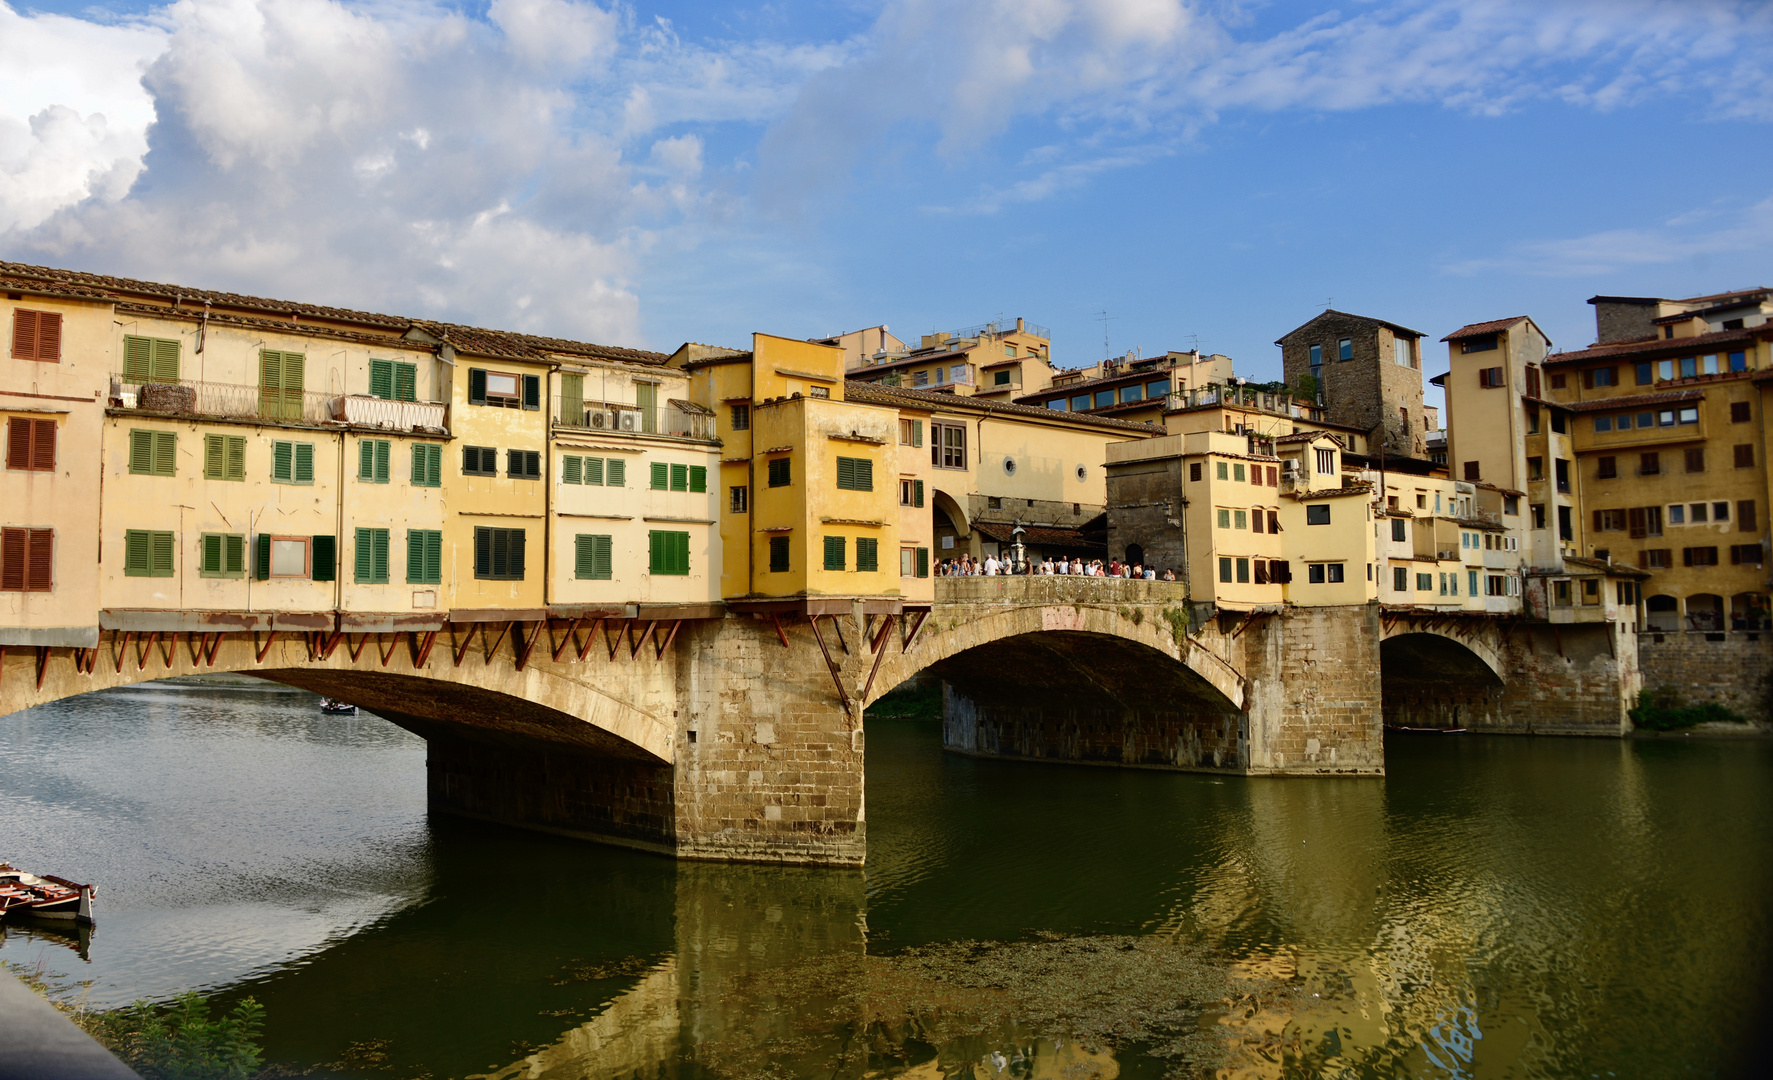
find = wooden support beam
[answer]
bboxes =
[255,630,279,664]
[35,646,50,690]
[551,616,587,663]
[869,613,895,655]
[482,621,512,664]
[831,615,849,656]
[346,633,370,662]
[377,633,400,668]
[157,633,176,669]
[605,619,625,661]
[807,614,853,714]
[514,621,542,672]
[575,618,604,662]
[315,630,343,662]
[902,609,930,652]
[412,630,439,669]
[860,614,897,704]
[629,620,657,660]
[136,631,159,671]
[452,623,480,667]
[654,619,683,659]
[769,613,790,648]
[111,631,130,673]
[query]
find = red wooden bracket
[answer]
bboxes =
[575,617,604,662]
[35,646,51,689]
[769,613,790,648]
[551,616,586,663]
[860,614,896,704]
[807,615,853,714]
[136,631,160,671]
[377,633,399,668]
[831,615,849,656]
[869,614,894,655]
[514,621,542,672]
[255,630,279,664]
[654,619,682,659]
[605,619,625,661]
[112,631,131,673]
[315,631,343,662]
[346,633,370,662]
[452,623,480,667]
[629,620,657,660]
[901,609,930,653]
[482,621,512,664]
[412,630,439,669]
[157,633,176,669]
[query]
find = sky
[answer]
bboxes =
[3,0,1772,398]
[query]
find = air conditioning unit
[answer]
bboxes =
[618,412,637,432]
[590,410,607,428]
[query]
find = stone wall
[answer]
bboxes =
[1638,629,1773,719]
[1278,311,1427,459]
[1105,457,1186,571]
[1493,623,1636,735]
[1240,604,1386,773]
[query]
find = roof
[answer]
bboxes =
[848,350,965,377]
[1292,483,1373,499]
[1564,554,1651,579]
[1562,389,1704,413]
[844,381,1164,434]
[1276,430,1342,445]
[1274,308,1426,345]
[1011,365,1175,404]
[0,260,410,328]
[970,521,1106,550]
[412,321,667,366]
[1542,325,1759,366]
[1442,316,1530,342]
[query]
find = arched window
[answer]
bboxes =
[1645,594,1679,632]
[1731,592,1770,631]
[1126,543,1145,568]
[1685,593,1724,632]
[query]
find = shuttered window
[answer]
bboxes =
[474,527,526,579]
[769,536,790,573]
[406,529,442,584]
[689,465,706,492]
[462,445,497,476]
[559,374,584,424]
[606,458,624,487]
[767,457,791,487]
[203,434,246,481]
[836,456,873,491]
[11,309,62,362]
[647,530,689,575]
[199,533,246,577]
[562,456,582,484]
[856,537,879,573]
[128,429,177,476]
[259,350,306,420]
[410,444,442,487]
[824,535,846,571]
[123,529,175,578]
[916,546,929,578]
[270,440,315,484]
[312,535,336,581]
[354,527,391,583]
[670,463,689,491]
[123,335,180,384]
[575,534,613,580]
[0,527,54,590]
[357,439,391,483]
[257,535,312,579]
[369,359,417,401]
[6,418,55,471]
[506,449,541,479]
[651,461,669,490]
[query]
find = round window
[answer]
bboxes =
[1076,464,1088,481]
[1003,456,1017,475]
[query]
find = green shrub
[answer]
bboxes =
[1629,687,1748,731]
[87,992,265,1080]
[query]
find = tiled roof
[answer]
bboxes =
[413,321,667,366]
[1562,389,1704,413]
[849,351,965,377]
[1442,317,1529,342]
[1276,430,1342,444]
[1675,286,1771,307]
[1274,308,1426,344]
[845,381,1163,434]
[1011,365,1174,404]
[0,260,409,328]
[1543,326,1759,366]
[1564,554,1651,578]
[1292,483,1373,499]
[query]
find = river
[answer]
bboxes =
[1,679,1768,1078]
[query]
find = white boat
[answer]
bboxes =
[0,863,96,925]
[320,698,358,715]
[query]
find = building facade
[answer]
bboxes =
[1278,309,1429,458]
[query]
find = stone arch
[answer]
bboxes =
[1377,623,1504,681]
[930,487,970,558]
[1377,629,1505,730]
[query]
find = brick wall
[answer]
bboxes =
[1105,458,1186,571]
[942,683,1246,771]
[1493,623,1636,734]
[1278,312,1427,458]
[1638,630,1773,719]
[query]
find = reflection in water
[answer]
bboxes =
[1,686,1769,1078]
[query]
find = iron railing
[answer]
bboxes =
[114,376,336,425]
[552,398,715,441]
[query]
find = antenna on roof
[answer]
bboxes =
[1321,298,1333,310]
[1096,310,1117,361]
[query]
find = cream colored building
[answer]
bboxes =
[845,318,1055,401]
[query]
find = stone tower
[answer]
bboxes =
[1276,310,1429,459]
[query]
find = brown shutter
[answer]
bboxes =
[6,419,28,469]
[35,313,61,361]
[31,419,54,470]
[1527,367,1541,396]
[1628,507,1646,539]
[0,527,22,591]
[1593,510,1603,533]
[1741,501,1757,532]
[11,309,37,360]
[26,529,52,590]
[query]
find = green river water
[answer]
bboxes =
[0,681,1768,1078]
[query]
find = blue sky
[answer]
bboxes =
[3,0,1771,394]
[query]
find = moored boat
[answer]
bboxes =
[0,863,96,925]
[320,698,358,715]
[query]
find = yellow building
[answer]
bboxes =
[1018,349,1238,425]
[845,318,1055,400]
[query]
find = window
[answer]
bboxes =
[1550,411,1566,434]
[202,434,246,481]
[1394,337,1412,366]
[1306,504,1330,525]
[1147,380,1170,400]
[406,529,442,584]
[912,371,929,388]
[1555,459,1570,492]
[358,439,391,483]
[1735,444,1755,468]
[1309,344,1322,367]
[1252,509,1265,534]
[122,335,179,383]
[1677,406,1698,425]
[1597,456,1617,479]
[1587,367,1616,388]
[809,385,831,399]
[899,418,922,446]
[1690,502,1710,523]
[1234,510,1248,529]
[1668,504,1685,525]
[257,534,312,579]
[198,532,246,577]
[1627,506,1663,538]
[995,371,1012,386]
[1461,461,1480,481]
[1478,367,1504,388]
[1217,508,1231,529]
[1683,448,1705,473]
[128,429,177,476]
[1047,399,1068,412]
[1462,334,1499,354]
[605,458,625,487]
[1531,503,1545,529]
[1642,549,1671,569]
[1316,448,1335,474]
[1219,557,1233,583]
[474,527,526,579]
[10,309,62,362]
[506,449,541,480]
[1070,395,1089,411]
[1307,563,1344,583]
[823,535,846,571]
[1393,566,1409,591]
[1559,505,1573,541]
[1553,580,1572,607]
[1338,339,1352,361]
[767,457,791,487]
[731,485,748,513]
[836,456,874,491]
[1683,546,1719,568]
[1216,461,1228,480]
[1095,390,1115,409]
[769,535,790,573]
[1680,356,1697,378]
[6,418,55,471]
[1731,543,1764,565]
[1635,362,1653,385]
[1527,456,1543,480]
[353,528,389,583]
[730,403,751,431]
[561,455,597,485]
[1233,463,1246,482]
[651,462,671,490]
[1740,500,1757,531]
[1731,401,1752,423]
[369,359,417,401]
[1234,557,1249,583]
[1729,351,1747,372]
[271,440,315,484]
[411,444,442,487]
[1120,385,1142,403]
[899,479,924,507]
[1594,416,1612,433]
[1391,518,1407,542]
[1639,452,1660,476]
[258,350,306,421]
[1594,509,1625,532]
[462,445,498,476]
[856,537,879,573]
[1189,463,1202,482]
[0,527,54,590]
[469,369,538,410]
[1656,359,1674,382]
[935,423,967,469]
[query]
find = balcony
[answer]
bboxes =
[113,376,447,432]
[553,398,715,441]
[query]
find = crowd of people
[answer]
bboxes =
[934,553,1176,581]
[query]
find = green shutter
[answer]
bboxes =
[522,374,541,411]
[824,535,845,571]
[670,463,688,491]
[292,443,311,483]
[914,479,924,507]
[312,535,336,581]
[562,455,581,484]
[836,457,855,489]
[651,462,668,490]
[375,440,390,483]
[204,434,225,479]
[426,445,441,486]
[123,531,149,576]
[152,338,180,383]
[675,532,690,575]
[560,374,584,423]
[394,362,416,402]
[355,528,372,582]
[272,441,292,481]
[468,368,487,405]
[606,458,624,487]
[256,533,272,579]
[408,530,426,583]
[123,336,152,383]
[358,439,375,480]
[375,530,389,583]
[689,465,706,492]
[648,531,664,574]
[857,537,878,573]
[424,531,441,584]
[153,431,176,476]
[575,534,596,578]
[260,350,304,420]
[150,531,174,577]
[226,436,245,480]
[225,534,245,575]
[769,536,789,573]
[129,430,152,474]
[201,533,222,573]
[369,359,393,400]
[913,420,923,448]
[917,547,929,577]
[594,535,612,580]
[412,444,428,485]
[585,457,604,485]
[355,528,388,583]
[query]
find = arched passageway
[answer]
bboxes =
[1379,632,1504,730]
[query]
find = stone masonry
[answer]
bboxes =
[1638,629,1773,720]
[1278,310,1428,458]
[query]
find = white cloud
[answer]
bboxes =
[1443,194,1773,278]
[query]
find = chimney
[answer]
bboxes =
[1016,318,1025,333]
